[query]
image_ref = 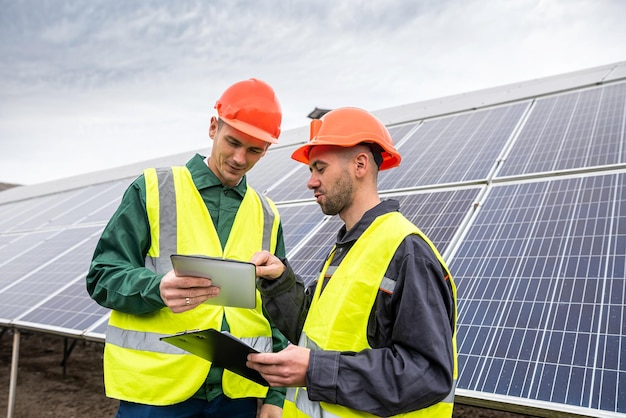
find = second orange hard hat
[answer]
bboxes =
[214,78,282,144]
[291,107,401,170]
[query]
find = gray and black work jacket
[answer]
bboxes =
[258,199,456,417]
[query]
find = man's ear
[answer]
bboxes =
[208,116,218,139]
[354,152,369,178]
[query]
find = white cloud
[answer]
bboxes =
[1,0,625,185]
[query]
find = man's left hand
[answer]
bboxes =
[247,344,310,387]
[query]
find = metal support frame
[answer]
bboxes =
[60,337,78,378]
[6,329,20,418]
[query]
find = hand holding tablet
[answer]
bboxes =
[170,254,257,309]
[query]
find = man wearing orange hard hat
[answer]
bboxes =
[87,78,291,418]
[249,107,458,417]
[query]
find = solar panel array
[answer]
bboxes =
[1,76,625,416]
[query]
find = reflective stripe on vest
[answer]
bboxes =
[106,325,272,355]
[285,212,457,418]
[145,167,277,271]
[104,166,279,405]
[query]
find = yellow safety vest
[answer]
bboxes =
[104,166,281,405]
[283,212,458,418]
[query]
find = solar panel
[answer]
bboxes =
[0,226,101,321]
[496,82,626,178]
[277,203,328,251]
[0,193,64,233]
[449,172,626,415]
[265,164,312,202]
[247,144,303,194]
[264,123,420,203]
[287,188,480,286]
[288,215,344,286]
[16,272,110,333]
[5,187,94,232]
[1,63,625,417]
[378,102,529,190]
[85,314,111,338]
[387,122,418,143]
[0,230,65,288]
[48,179,131,227]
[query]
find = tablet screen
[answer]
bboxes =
[170,254,257,309]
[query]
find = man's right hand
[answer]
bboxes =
[250,251,285,280]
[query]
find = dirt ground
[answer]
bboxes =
[0,330,538,418]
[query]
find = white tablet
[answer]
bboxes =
[170,254,257,309]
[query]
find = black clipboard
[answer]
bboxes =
[160,329,268,386]
[170,254,257,309]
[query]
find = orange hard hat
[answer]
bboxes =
[291,107,401,170]
[214,78,282,144]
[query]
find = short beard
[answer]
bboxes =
[318,169,353,216]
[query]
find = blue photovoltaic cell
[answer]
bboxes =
[395,188,480,255]
[4,187,91,232]
[0,199,32,232]
[387,123,418,144]
[497,82,626,177]
[17,273,110,332]
[1,68,625,418]
[0,230,66,289]
[288,215,344,286]
[0,226,102,321]
[265,123,421,203]
[450,173,626,414]
[276,203,327,251]
[288,188,479,286]
[88,317,110,337]
[249,122,417,202]
[247,144,304,195]
[378,102,529,190]
[265,164,312,202]
[49,179,131,227]
[0,194,64,233]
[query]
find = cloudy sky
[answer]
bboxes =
[1,0,625,185]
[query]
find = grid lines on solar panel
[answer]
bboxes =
[276,203,327,251]
[0,227,101,321]
[17,276,110,332]
[378,103,529,191]
[288,216,344,286]
[386,122,419,146]
[49,180,131,227]
[497,82,626,178]
[289,188,479,287]
[264,123,421,203]
[265,165,312,202]
[0,230,65,289]
[247,145,303,194]
[0,193,68,233]
[449,173,626,414]
[88,317,110,337]
[395,188,480,256]
[4,187,95,232]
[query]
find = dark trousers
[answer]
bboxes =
[115,395,258,418]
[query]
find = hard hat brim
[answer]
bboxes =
[220,116,279,144]
[290,140,401,171]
